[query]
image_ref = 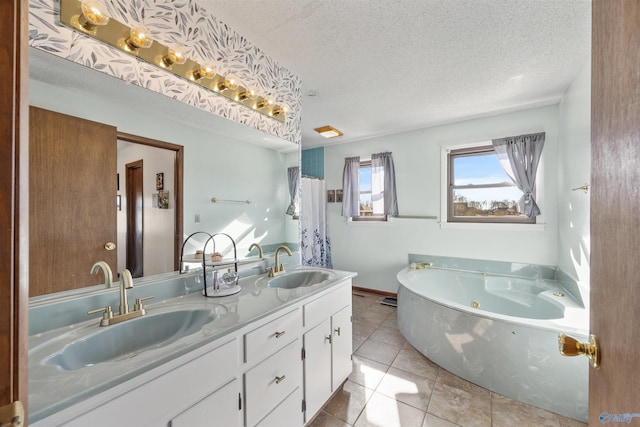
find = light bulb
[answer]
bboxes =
[255,96,275,109]
[216,74,239,91]
[237,86,258,101]
[125,25,153,51]
[192,62,216,81]
[161,44,187,68]
[78,0,110,31]
[272,105,287,116]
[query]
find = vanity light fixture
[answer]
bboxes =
[237,86,258,101]
[160,44,187,69]
[59,0,286,123]
[214,74,240,92]
[78,0,110,32]
[314,125,343,139]
[124,25,153,52]
[191,62,216,81]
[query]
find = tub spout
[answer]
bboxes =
[415,262,433,269]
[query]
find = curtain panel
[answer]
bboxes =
[492,132,545,218]
[341,156,360,217]
[286,166,300,216]
[371,151,399,216]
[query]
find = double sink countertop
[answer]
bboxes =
[28,267,356,423]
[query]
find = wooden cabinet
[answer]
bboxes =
[302,282,353,422]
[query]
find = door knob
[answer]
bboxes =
[558,333,600,368]
[104,242,116,250]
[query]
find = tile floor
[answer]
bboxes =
[308,291,588,427]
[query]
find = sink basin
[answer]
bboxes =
[43,309,214,371]
[267,270,336,289]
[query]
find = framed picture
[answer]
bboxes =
[116,194,121,211]
[156,172,164,190]
[336,189,344,203]
[327,189,336,203]
[158,190,170,209]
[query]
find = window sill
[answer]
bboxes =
[346,217,391,226]
[439,221,546,231]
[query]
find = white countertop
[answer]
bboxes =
[28,267,356,423]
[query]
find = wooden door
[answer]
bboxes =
[0,0,28,421]
[590,0,640,421]
[125,159,144,278]
[29,107,117,296]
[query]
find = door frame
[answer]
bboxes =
[125,159,144,278]
[118,132,184,272]
[0,0,28,415]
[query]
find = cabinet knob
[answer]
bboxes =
[275,330,286,338]
[334,327,341,336]
[275,375,286,384]
[104,242,116,251]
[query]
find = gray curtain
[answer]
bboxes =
[492,132,545,218]
[286,166,299,216]
[341,156,360,217]
[371,152,399,216]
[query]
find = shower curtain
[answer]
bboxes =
[300,177,332,268]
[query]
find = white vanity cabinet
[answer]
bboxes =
[59,338,241,427]
[302,282,353,422]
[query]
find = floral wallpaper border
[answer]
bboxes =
[29,0,302,145]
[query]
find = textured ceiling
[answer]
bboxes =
[203,0,592,148]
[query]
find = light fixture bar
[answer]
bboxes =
[314,125,343,138]
[59,0,285,123]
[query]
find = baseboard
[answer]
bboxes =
[352,286,397,298]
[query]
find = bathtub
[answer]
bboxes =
[397,266,589,422]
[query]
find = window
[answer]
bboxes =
[447,145,535,223]
[353,160,387,221]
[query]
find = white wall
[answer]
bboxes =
[324,105,560,293]
[30,79,297,274]
[117,143,176,276]
[557,58,592,307]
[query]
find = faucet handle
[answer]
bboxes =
[88,306,113,326]
[134,295,154,312]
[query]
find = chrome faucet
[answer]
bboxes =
[91,261,113,288]
[269,245,292,277]
[248,242,263,258]
[88,268,153,326]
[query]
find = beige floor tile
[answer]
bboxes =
[353,392,426,427]
[349,355,389,390]
[352,319,378,338]
[391,347,440,381]
[323,380,373,425]
[355,338,402,365]
[436,369,489,397]
[422,413,461,427]
[427,381,491,427]
[369,326,406,347]
[381,314,400,329]
[491,393,560,427]
[307,410,352,427]
[558,415,588,427]
[352,334,367,352]
[376,367,435,411]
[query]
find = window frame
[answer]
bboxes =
[446,145,536,224]
[351,160,387,222]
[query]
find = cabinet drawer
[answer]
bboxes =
[304,281,352,328]
[245,308,301,365]
[255,387,303,427]
[245,339,302,426]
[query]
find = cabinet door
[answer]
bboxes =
[171,378,241,427]
[255,387,303,427]
[331,305,353,391]
[303,318,332,422]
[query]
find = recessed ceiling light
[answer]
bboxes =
[314,125,343,139]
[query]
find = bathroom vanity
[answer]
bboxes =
[28,268,355,426]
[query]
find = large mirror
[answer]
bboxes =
[28,48,300,297]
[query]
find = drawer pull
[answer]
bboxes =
[275,330,286,338]
[334,327,341,336]
[275,375,286,384]
[325,335,332,344]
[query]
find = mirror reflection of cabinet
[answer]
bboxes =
[29,107,117,296]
